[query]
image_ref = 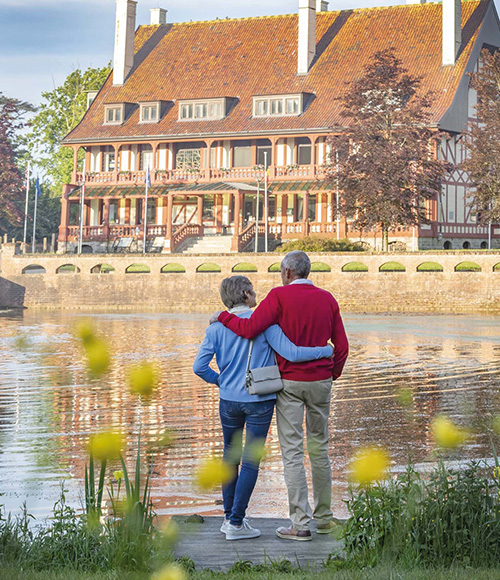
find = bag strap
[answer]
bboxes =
[245,339,254,388]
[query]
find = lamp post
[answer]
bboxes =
[254,179,261,253]
[264,151,268,252]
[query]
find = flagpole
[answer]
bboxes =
[143,166,150,254]
[32,176,39,254]
[254,179,260,253]
[264,152,268,253]
[23,160,31,254]
[78,158,86,255]
[336,151,340,240]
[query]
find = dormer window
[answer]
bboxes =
[178,98,226,121]
[140,102,160,123]
[104,104,124,125]
[253,94,304,118]
[87,91,98,110]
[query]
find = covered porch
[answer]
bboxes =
[58,181,340,253]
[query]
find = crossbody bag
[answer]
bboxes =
[245,339,284,395]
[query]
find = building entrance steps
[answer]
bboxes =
[173,516,343,571]
[180,235,234,254]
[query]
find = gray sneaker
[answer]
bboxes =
[226,522,260,540]
[220,517,251,534]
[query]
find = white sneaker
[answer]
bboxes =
[226,522,260,541]
[220,517,250,534]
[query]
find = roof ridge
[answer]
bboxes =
[136,0,482,30]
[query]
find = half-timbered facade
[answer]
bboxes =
[60,0,500,253]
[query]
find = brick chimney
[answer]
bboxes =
[113,0,137,86]
[298,0,316,76]
[150,8,167,25]
[442,0,462,66]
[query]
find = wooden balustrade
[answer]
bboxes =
[75,164,328,186]
[171,223,202,252]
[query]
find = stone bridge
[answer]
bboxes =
[1,243,500,313]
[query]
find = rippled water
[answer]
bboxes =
[0,310,499,522]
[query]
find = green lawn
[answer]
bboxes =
[126,264,151,274]
[310,262,331,272]
[342,262,369,272]
[417,261,444,272]
[268,263,281,272]
[197,263,222,273]
[454,261,482,272]
[379,261,406,272]
[232,263,258,272]
[161,263,186,273]
[5,566,500,580]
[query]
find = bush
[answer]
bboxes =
[342,262,368,272]
[343,461,500,568]
[275,237,367,253]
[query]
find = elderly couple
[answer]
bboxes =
[193,250,349,541]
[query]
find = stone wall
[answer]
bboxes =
[1,243,500,313]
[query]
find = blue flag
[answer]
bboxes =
[35,176,42,197]
[145,166,151,188]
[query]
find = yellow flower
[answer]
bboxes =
[246,438,268,465]
[113,470,124,481]
[153,429,176,449]
[85,339,111,377]
[194,457,233,491]
[152,564,187,580]
[492,415,500,436]
[75,319,96,347]
[128,362,159,397]
[161,519,180,545]
[349,446,390,486]
[89,432,124,461]
[431,415,469,449]
[396,388,413,408]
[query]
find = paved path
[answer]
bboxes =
[174,517,343,571]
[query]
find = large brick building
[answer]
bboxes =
[59,0,500,253]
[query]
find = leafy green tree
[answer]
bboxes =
[327,49,448,250]
[25,65,111,194]
[0,93,35,236]
[463,49,500,224]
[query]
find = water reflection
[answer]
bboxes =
[0,311,499,520]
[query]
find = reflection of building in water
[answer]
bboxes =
[2,311,500,518]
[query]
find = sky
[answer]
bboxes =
[1,0,499,107]
[0,0,410,106]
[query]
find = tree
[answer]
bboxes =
[463,49,500,225]
[326,48,448,250]
[25,65,111,194]
[0,94,35,235]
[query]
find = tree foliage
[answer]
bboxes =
[25,65,110,193]
[463,49,500,224]
[0,94,35,233]
[326,49,448,249]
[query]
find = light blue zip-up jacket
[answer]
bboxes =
[193,306,333,403]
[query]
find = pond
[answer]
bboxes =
[0,310,499,522]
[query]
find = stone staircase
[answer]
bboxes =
[179,234,234,254]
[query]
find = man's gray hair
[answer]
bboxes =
[219,275,253,309]
[281,250,311,279]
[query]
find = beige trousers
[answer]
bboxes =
[276,378,333,531]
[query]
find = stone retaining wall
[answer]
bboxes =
[1,244,500,313]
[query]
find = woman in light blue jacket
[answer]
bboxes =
[193,276,332,541]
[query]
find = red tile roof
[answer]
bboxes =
[65,1,489,144]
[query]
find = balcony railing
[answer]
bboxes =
[75,164,329,186]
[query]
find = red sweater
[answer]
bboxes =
[218,282,349,381]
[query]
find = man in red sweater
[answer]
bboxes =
[215,250,349,540]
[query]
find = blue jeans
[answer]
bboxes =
[219,398,275,526]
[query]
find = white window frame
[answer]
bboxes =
[139,102,161,123]
[104,104,124,125]
[252,94,303,118]
[178,98,226,121]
